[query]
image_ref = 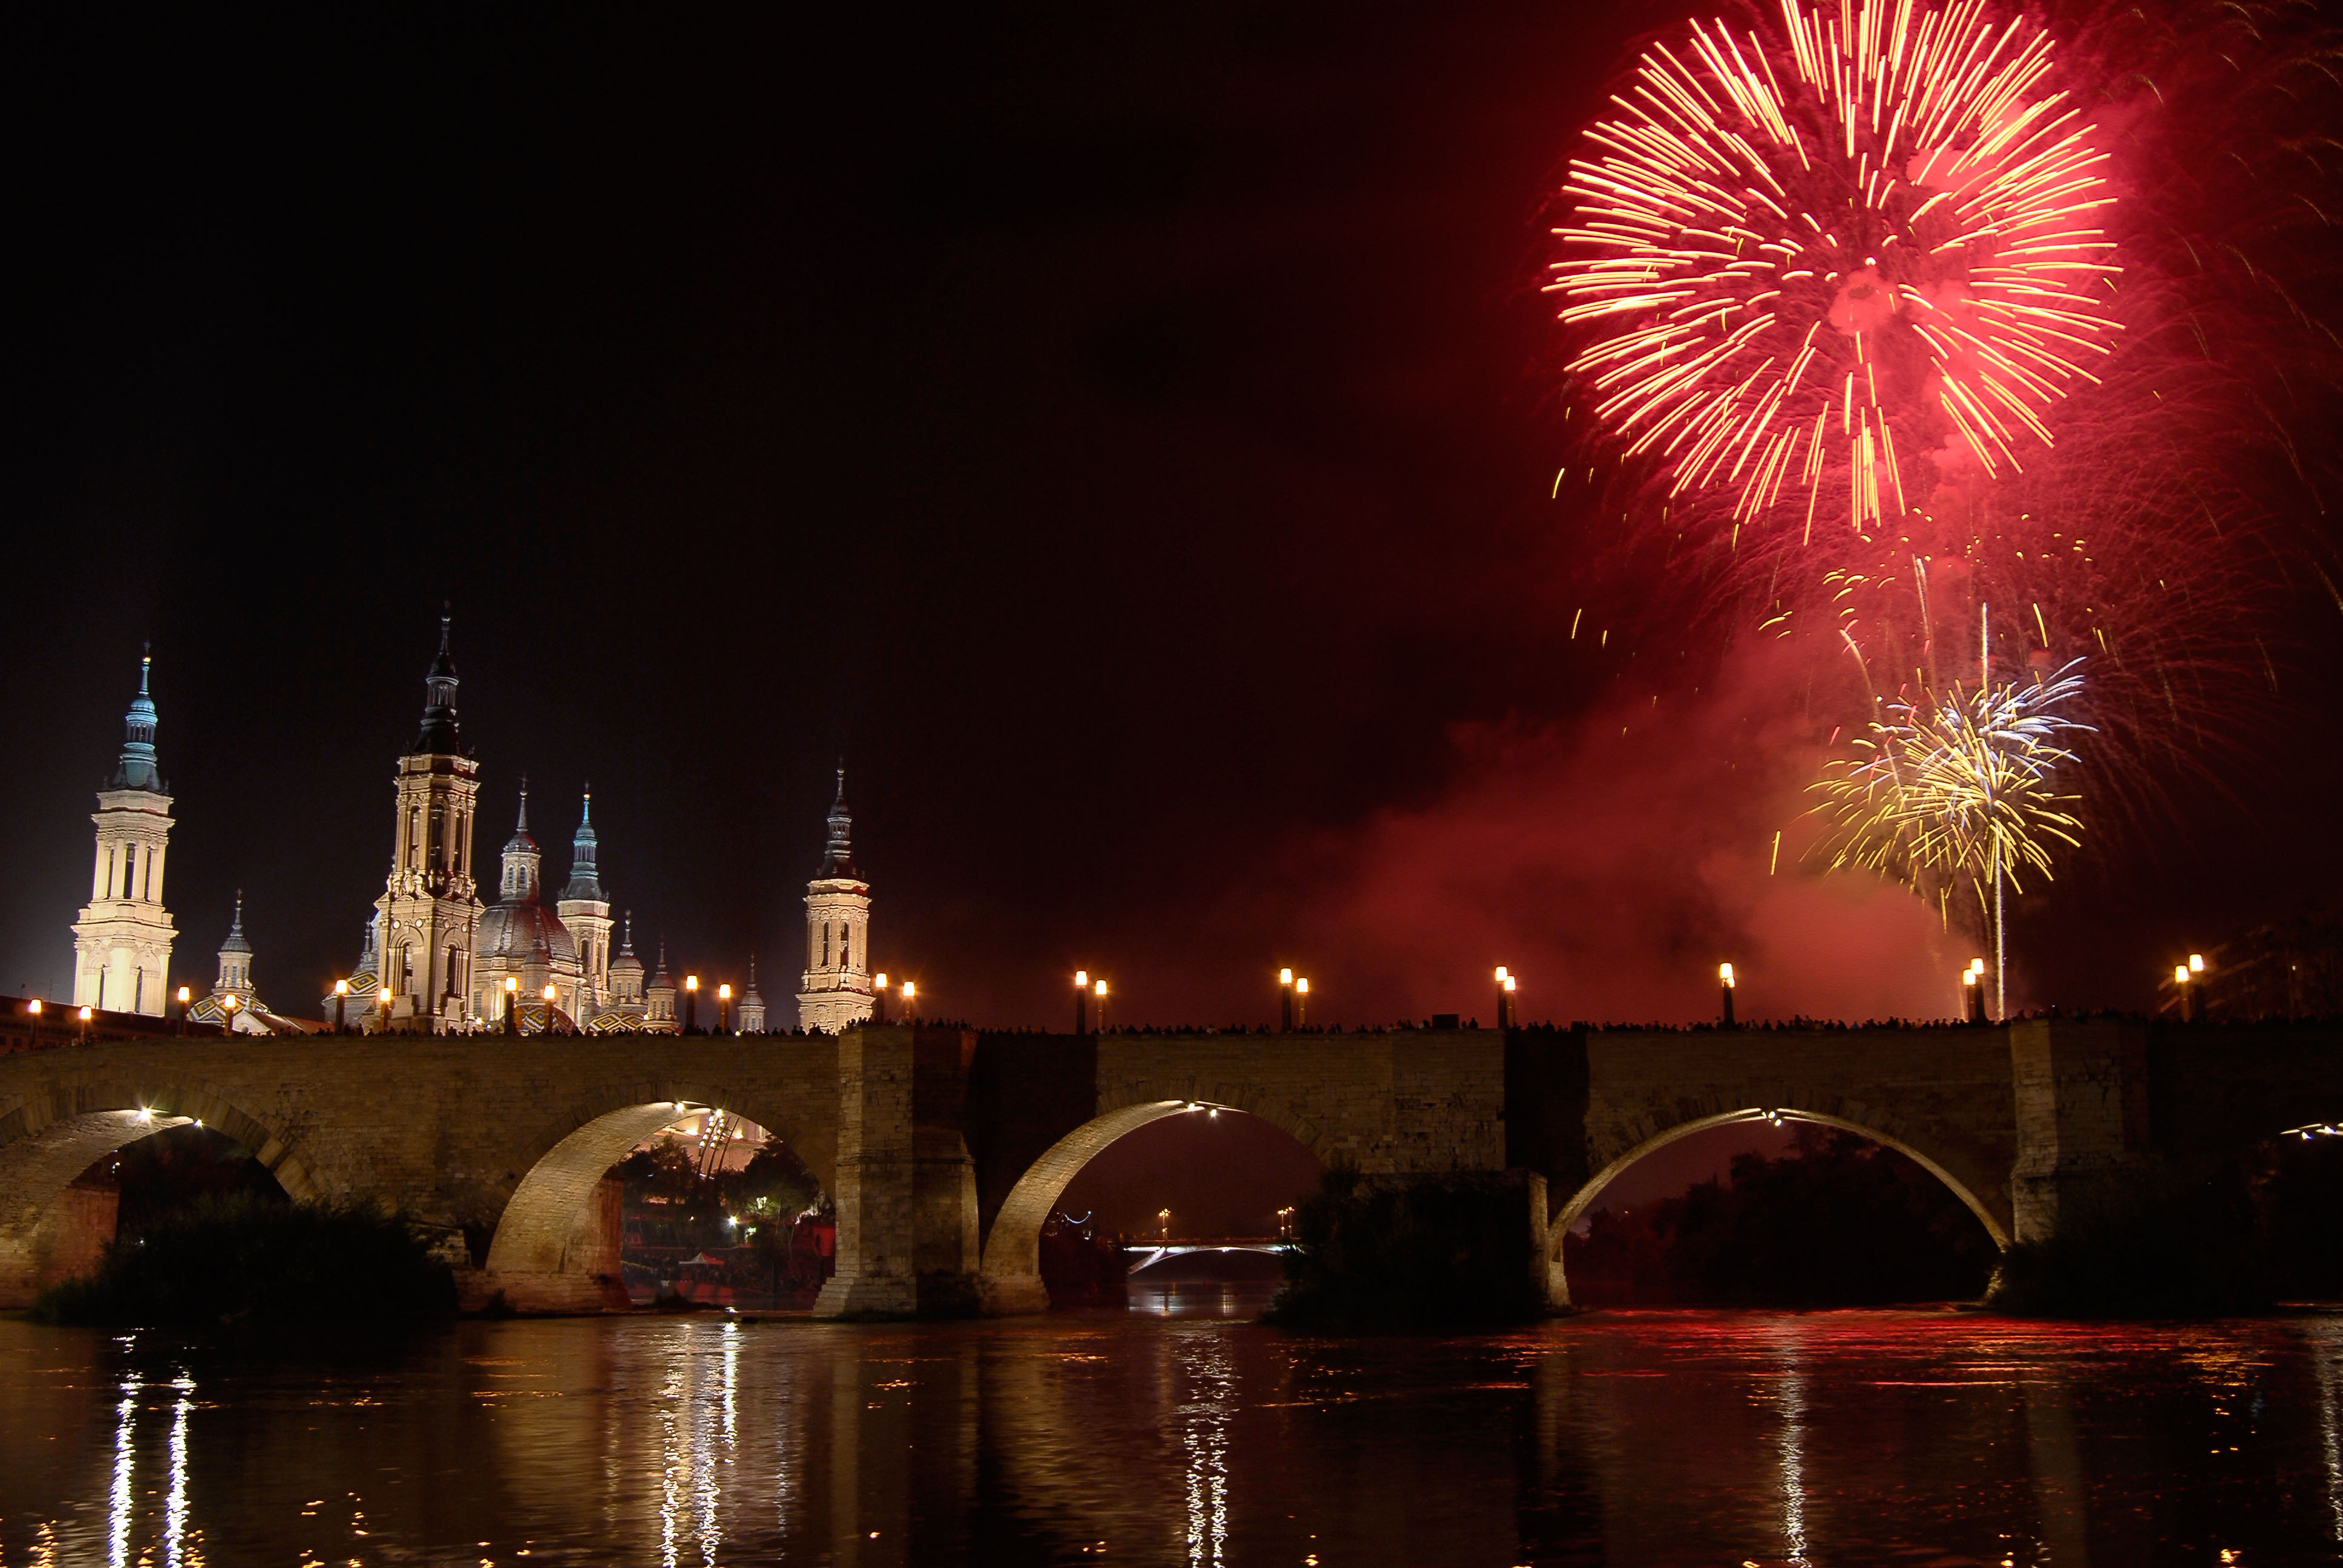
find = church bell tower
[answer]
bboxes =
[71,650,177,1014]
[796,768,873,1033]
[375,613,484,1031]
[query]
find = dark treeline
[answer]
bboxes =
[1567,1128,1999,1307]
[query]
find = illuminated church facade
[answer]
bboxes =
[64,619,873,1037]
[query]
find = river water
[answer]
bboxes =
[4,1290,2342,1566]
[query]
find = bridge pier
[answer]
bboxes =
[2008,1018,2151,1242]
[813,1026,983,1318]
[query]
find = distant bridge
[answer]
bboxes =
[0,1016,2336,1316]
[1120,1240,1294,1273]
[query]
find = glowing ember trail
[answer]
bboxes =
[1548,0,2120,542]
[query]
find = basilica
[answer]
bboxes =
[65,617,878,1036]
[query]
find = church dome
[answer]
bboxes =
[477,900,578,967]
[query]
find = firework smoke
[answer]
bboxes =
[1548,0,2343,883]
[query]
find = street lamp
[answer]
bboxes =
[333,978,349,1034]
[872,973,889,1025]
[542,983,557,1034]
[1295,977,1309,1028]
[1093,978,1108,1033]
[1719,962,1736,1028]
[1278,968,1295,1033]
[684,975,700,1035]
[377,986,392,1033]
[1074,971,1090,1036]
[900,980,916,1022]
[1495,967,1518,1029]
[218,994,237,1036]
[1159,1207,1171,1243]
[718,982,732,1036]
[175,985,191,1035]
[504,975,519,1036]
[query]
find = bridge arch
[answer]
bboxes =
[978,1080,1325,1311]
[0,1082,313,1307]
[480,1081,824,1312]
[1548,1106,2010,1307]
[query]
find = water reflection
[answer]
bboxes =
[1767,1324,1811,1568]
[8,1312,2343,1564]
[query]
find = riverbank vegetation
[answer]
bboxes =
[34,1197,456,1327]
[1265,1169,1545,1330]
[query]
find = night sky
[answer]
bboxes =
[6,1,2339,1034]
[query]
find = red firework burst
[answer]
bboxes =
[1549,0,2121,542]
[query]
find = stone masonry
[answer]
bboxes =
[0,1018,2336,1315]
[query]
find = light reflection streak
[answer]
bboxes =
[2319,1331,2343,1542]
[1178,1336,1234,1566]
[1771,1327,1812,1568]
[108,1376,137,1568]
[659,1360,684,1568]
[166,1373,194,1567]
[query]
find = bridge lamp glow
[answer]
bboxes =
[2189,954,2206,974]
[79,1005,93,1021]
[1495,965,1508,983]
[686,975,700,992]
[542,984,555,1001]
[1278,968,1293,986]
[1074,970,1087,989]
[25,999,39,1016]
[2175,964,2190,985]
[1093,980,1106,998]
[1719,963,1735,988]
[900,981,915,1002]
[334,979,349,997]
[1503,976,1518,994]
[379,987,392,1004]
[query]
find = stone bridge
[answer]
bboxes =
[0,1018,2335,1314]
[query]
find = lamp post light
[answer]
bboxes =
[1093,979,1108,1033]
[872,973,889,1026]
[718,982,732,1036]
[1074,971,1090,1036]
[2189,953,2207,1022]
[684,975,700,1035]
[900,980,916,1022]
[333,978,349,1034]
[1278,968,1295,1033]
[1294,977,1309,1028]
[542,984,557,1035]
[218,994,237,1037]
[1719,962,1737,1028]
[175,985,191,1036]
[504,975,519,1036]
[1495,967,1518,1029]
[377,986,392,1033]
[1159,1207,1171,1243]
[78,1004,94,1042]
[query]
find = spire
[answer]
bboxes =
[620,911,636,956]
[410,608,466,756]
[819,764,858,878]
[110,646,163,792]
[218,891,253,955]
[499,782,542,903]
[562,785,605,901]
[650,938,672,987]
[743,955,763,1002]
